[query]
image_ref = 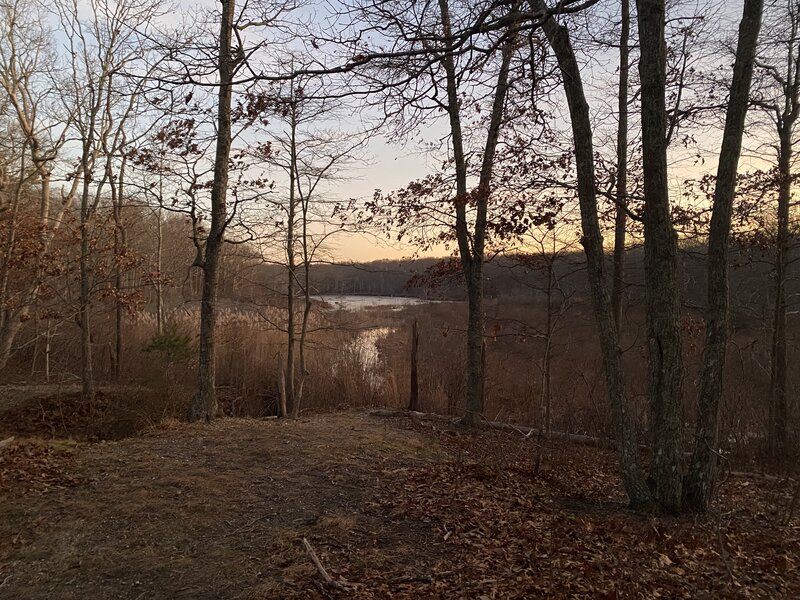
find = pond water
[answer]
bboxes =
[315,294,442,311]
[352,326,395,388]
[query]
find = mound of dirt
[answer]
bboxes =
[0,386,183,442]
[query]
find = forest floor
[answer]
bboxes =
[0,396,799,599]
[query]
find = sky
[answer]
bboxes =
[315,0,751,262]
[42,0,771,263]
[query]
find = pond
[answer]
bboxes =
[315,294,443,311]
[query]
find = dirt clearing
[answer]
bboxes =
[1,412,798,599]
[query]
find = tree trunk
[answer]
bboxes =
[293,195,313,418]
[284,105,298,418]
[112,152,127,382]
[436,0,517,426]
[156,204,164,336]
[543,255,554,438]
[409,318,420,411]
[769,132,791,458]
[187,0,235,422]
[436,0,480,425]
[685,0,763,511]
[80,147,95,404]
[535,0,652,510]
[612,0,630,329]
[636,0,684,514]
[463,262,485,425]
[0,175,21,337]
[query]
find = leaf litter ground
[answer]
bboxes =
[0,411,797,599]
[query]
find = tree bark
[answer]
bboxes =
[535,0,652,510]
[80,141,96,403]
[156,204,164,336]
[685,0,763,511]
[611,0,630,329]
[187,0,235,422]
[636,0,684,514]
[294,184,313,418]
[770,131,791,458]
[409,318,420,411]
[285,103,298,418]
[543,252,554,438]
[111,150,128,382]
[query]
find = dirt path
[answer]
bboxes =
[0,414,444,599]
[1,412,798,599]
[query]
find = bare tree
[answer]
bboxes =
[0,0,80,369]
[61,0,160,400]
[185,0,238,421]
[685,0,763,511]
[531,0,652,509]
[535,0,763,513]
[164,0,298,421]
[635,0,686,514]
[612,0,631,329]
[746,0,800,458]
[350,0,526,425]
[240,71,365,418]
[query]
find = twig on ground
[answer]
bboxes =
[302,537,352,590]
[0,437,14,450]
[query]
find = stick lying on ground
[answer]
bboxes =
[301,537,352,590]
[0,437,14,450]
[369,408,614,448]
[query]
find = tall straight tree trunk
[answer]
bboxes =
[156,204,164,336]
[436,0,479,424]
[636,0,684,514]
[535,0,652,510]
[542,253,554,437]
[685,0,763,511]
[187,0,235,422]
[294,204,312,417]
[409,318,420,411]
[463,261,485,424]
[80,143,95,403]
[612,0,630,329]
[284,105,298,418]
[0,165,23,336]
[111,151,128,381]
[292,168,315,418]
[761,3,800,456]
[770,132,791,458]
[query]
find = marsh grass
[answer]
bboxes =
[7,296,796,467]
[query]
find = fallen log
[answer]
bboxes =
[369,408,615,448]
[369,409,797,485]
